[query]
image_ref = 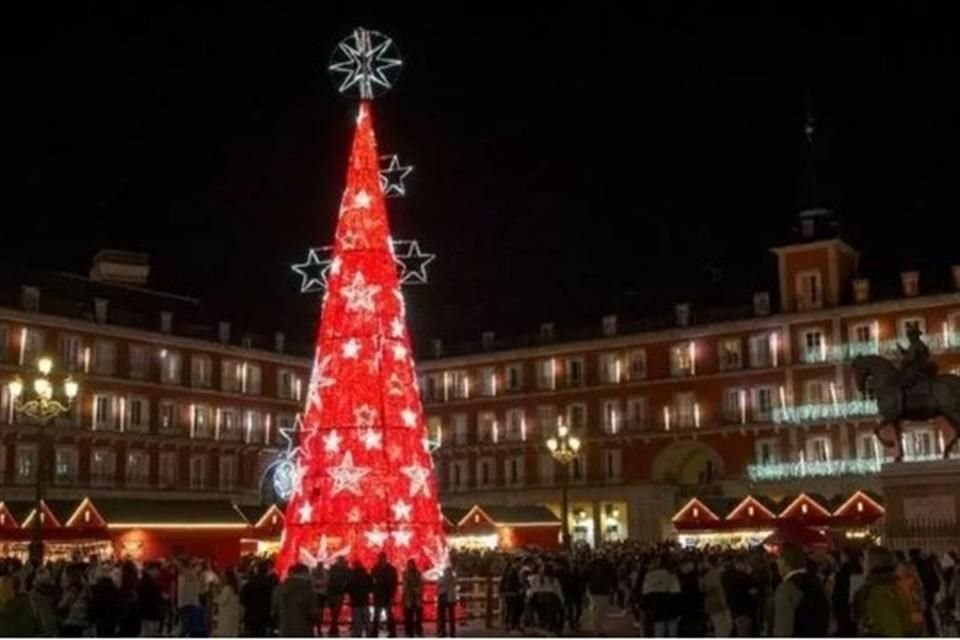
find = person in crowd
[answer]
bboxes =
[772,544,829,637]
[139,562,166,638]
[157,558,178,636]
[499,559,525,632]
[703,555,731,637]
[89,564,121,637]
[402,559,425,638]
[531,563,565,634]
[853,546,922,637]
[910,548,941,636]
[347,559,372,638]
[750,546,774,636]
[677,556,704,636]
[118,559,142,637]
[58,566,90,638]
[28,567,59,637]
[832,547,864,637]
[642,553,681,637]
[437,565,459,637]
[371,552,399,637]
[722,555,757,637]
[177,559,205,637]
[240,560,275,637]
[0,574,38,637]
[311,560,329,632]
[327,556,350,637]
[273,563,320,637]
[585,550,614,635]
[214,568,241,637]
[560,558,585,632]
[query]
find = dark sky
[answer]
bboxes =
[6,5,960,350]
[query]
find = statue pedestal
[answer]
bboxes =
[879,459,960,553]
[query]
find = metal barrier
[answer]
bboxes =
[457,576,501,628]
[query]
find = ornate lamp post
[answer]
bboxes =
[7,357,78,563]
[546,421,582,549]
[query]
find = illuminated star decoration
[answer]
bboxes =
[327,451,371,496]
[323,430,343,453]
[391,499,412,522]
[340,271,381,313]
[379,154,414,197]
[401,463,431,497]
[298,502,313,523]
[392,529,413,547]
[328,27,403,100]
[291,247,333,293]
[392,240,435,285]
[300,535,351,569]
[423,537,451,580]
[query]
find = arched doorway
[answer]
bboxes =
[651,440,725,487]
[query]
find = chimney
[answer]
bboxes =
[218,322,231,344]
[675,303,690,328]
[540,322,555,342]
[753,292,771,317]
[274,332,285,353]
[94,298,109,324]
[21,286,40,312]
[89,250,150,286]
[900,271,919,297]
[160,311,173,334]
[602,314,617,337]
[800,218,816,239]
[431,339,443,358]
[481,331,495,351]
[852,278,870,304]
[952,265,960,290]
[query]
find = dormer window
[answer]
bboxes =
[796,270,823,310]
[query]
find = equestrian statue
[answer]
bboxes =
[852,325,960,461]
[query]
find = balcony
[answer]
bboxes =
[801,332,960,365]
[747,451,960,482]
[773,399,878,425]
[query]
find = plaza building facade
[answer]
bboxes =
[421,218,960,545]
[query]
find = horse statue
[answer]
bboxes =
[851,354,960,461]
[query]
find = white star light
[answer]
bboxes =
[401,463,431,498]
[343,339,361,359]
[291,247,332,293]
[352,190,373,209]
[392,344,408,361]
[339,230,362,250]
[354,404,379,429]
[395,240,436,285]
[328,28,402,100]
[327,452,371,496]
[391,499,412,522]
[341,272,381,314]
[390,317,405,338]
[392,530,413,547]
[423,538,451,580]
[298,502,313,523]
[308,353,335,412]
[360,429,383,450]
[323,430,342,453]
[400,408,418,428]
[379,155,415,198]
[300,535,351,569]
[365,528,389,548]
[387,373,405,397]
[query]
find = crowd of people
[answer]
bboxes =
[0,542,957,637]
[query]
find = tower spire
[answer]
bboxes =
[795,93,837,240]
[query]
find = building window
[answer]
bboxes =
[804,379,830,405]
[752,387,775,421]
[93,394,114,430]
[161,351,182,384]
[723,388,745,423]
[628,349,647,380]
[802,328,826,363]
[477,458,494,488]
[749,334,774,368]
[504,363,523,392]
[537,405,556,435]
[219,409,241,441]
[278,369,299,400]
[427,416,442,446]
[479,367,497,396]
[505,409,525,441]
[674,392,696,428]
[191,355,212,388]
[16,445,37,484]
[604,449,622,482]
[506,456,525,487]
[159,452,178,489]
[449,460,466,491]
[755,438,779,465]
[478,412,497,444]
[191,405,213,439]
[571,454,586,482]
[0,324,9,363]
[857,433,879,460]
[535,359,555,390]
[59,335,83,372]
[565,358,585,387]
[851,322,875,345]
[452,413,468,446]
[904,428,936,459]
[222,360,242,392]
[244,410,264,444]
[93,340,117,375]
[539,453,556,485]
[601,399,621,434]
[126,450,150,487]
[626,396,648,430]
[448,371,469,399]
[54,446,78,485]
[90,449,116,486]
[424,374,443,402]
[796,270,823,310]
[129,344,150,380]
[898,317,927,339]
[244,363,262,395]
[189,455,208,490]
[159,401,176,432]
[719,338,743,371]
[21,329,46,366]
[670,343,694,377]
[806,436,831,463]
[598,353,620,384]
[567,403,587,430]
[275,413,295,445]
[127,397,149,432]
[219,455,239,491]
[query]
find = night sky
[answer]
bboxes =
[6,5,960,351]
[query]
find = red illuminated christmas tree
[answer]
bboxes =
[276,101,448,577]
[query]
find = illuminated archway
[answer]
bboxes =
[651,440,725,485]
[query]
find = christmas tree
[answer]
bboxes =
[276,102,448,577]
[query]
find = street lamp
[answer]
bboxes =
[546,420,582,549]
[7,356,79,564]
